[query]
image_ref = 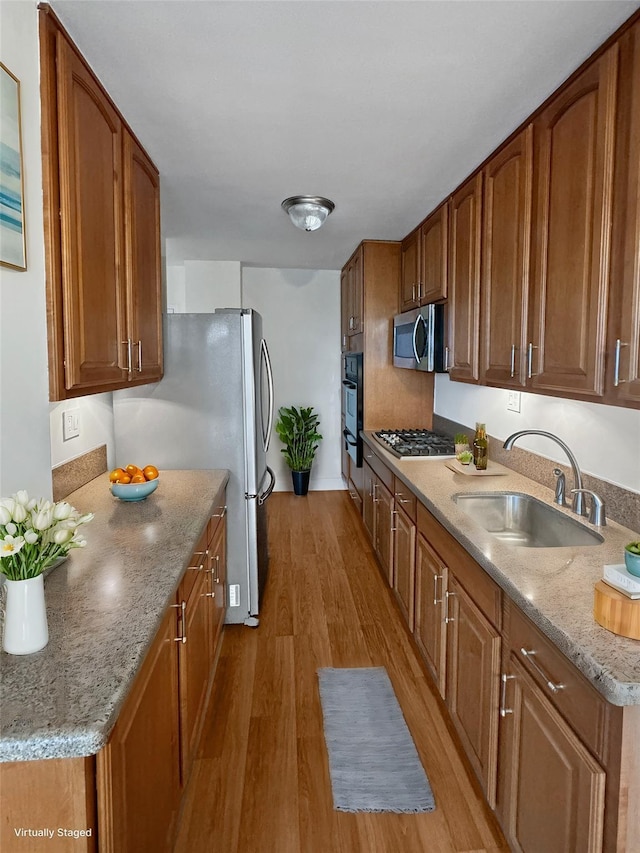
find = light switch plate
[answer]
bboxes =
[62,408,81,441]
[507,391,521,413]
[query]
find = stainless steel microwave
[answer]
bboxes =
[393,303,446,371]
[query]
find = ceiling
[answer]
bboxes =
[51,0,640,271]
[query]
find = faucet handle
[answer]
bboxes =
[570,488,606,527]
[553,468,566,506]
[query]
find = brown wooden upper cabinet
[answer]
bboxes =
[341,247,364,349]
[400,203,448,312]
[609,19,640,405]
[528,45,618,400]
[39,8,163,401]
[447,174,483,383]
[480,127,533,388]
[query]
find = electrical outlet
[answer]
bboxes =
[62,408,81,441]
[229,584,240,607]
[507,391,521,413]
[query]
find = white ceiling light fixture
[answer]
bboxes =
[281,196,335,232]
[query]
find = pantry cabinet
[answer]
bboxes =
[480,127,533,388]
[39,7,162,401]
[528,45,618,399]
[447,173,483,383]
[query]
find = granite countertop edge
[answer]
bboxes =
[0,469,229,763]
[361,431,640,707]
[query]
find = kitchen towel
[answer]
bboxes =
[317,666,436,813]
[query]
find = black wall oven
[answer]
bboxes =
[343,352,363,468]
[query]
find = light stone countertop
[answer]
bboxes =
[0,469,229,763]
[362,431,640,707]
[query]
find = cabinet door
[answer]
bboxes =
[340,270,350,352]
[420,203,448,304]
[362,461,375,541]
[481,128,533,387]
[374,478,394,587]
[414,535,447,698]
[56,33,128,392]
[178,566,211,784]
[613,20,640,403]
[96,608,181,853]
[400,227,420,311]
[448,173,482,382]
[446,575,501,807]
[208,518,227,662]
[348,250,364,336]
[392,505,416,629]
[498,656,605,853]
[529,47,618,398]
[123,132,163,383]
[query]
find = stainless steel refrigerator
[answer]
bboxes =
[112,309,275,626]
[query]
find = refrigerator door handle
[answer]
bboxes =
[257,466,276,506]
[261,338,275,453]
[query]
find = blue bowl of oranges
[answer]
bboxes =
[110,464,159,502]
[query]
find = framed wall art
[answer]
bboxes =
[0,62,27,270]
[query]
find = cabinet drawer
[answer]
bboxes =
[506,601,610,761]
[207,495,228,544]
[179,528,209,603]
[417,502,501,629]
[362,444,394,491]
[393,476,417,522]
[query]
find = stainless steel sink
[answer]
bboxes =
[452,492,604,548]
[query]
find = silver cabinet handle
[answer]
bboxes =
[433,573,443,605]
[212,505,227,519]
[136,339,142,372]
[510,344,516,378]
[520,648,564,693]
[122,339,133,375]
[444,590,456,623]
[372,482,378,503]
[500,673,515,717]
[170,601,187,643]
[444,345,450,372]
[412,283,416,302]
[187,550,207,571]
[614,339,629,387]
[418,281,423,301]
[527,343,538,379]
[391,509,398,532]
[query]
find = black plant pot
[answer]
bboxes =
[291,470,311,496]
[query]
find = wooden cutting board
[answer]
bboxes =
[444,459,509,476]
[593,580,640,640]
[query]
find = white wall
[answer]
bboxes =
[0,1,52,498]
[242,267,342,491]
[165,256,242,313]
[49,394,116,470]
[435,375,640,493]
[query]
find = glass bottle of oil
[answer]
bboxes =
[473,422,488,470]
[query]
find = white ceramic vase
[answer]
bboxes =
[2,574,49,655]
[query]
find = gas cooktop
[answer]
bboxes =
[373,429,456,459]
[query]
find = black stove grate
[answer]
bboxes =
[373,429,456,458]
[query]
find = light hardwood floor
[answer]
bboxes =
[173,491,510,853]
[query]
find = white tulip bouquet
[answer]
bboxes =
[0,491,94,581]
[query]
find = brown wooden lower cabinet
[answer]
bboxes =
[392,503,416,629]
[414,534,447,698]
[445,574,502,808]
[373,477,394,587]
[96,607,181,852]
[498,655,606,853]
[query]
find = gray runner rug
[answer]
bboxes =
[317,666,436,813]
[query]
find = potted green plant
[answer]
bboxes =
[275,405,323,496]
[625,541,640,578]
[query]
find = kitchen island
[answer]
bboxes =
[1,469,228,852]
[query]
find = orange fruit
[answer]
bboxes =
[109,467,127,483]
[131,474,146,484]
[120,473,132,484]
[143,464,159,481]
[125,463,144,478]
